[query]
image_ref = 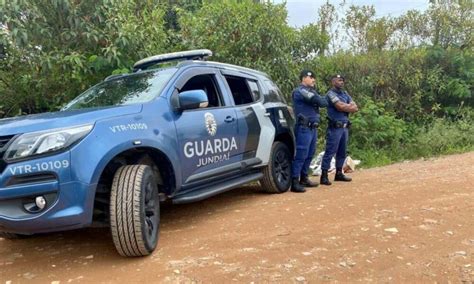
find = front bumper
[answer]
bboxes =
[0,153,96,234]
[0,181,96,234]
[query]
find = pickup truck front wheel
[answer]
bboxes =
[110,165,160,257]
[260,142,292,193]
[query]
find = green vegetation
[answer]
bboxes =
[1,0,472,167]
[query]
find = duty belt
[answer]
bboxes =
[328,120,351,128]
[302,121,319,129]
[297,114,319,129]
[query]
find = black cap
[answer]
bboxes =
[331,74,345,81]
[300,69,315,80]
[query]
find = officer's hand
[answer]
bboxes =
[349,101,359,112]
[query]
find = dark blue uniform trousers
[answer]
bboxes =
[322,127,348,170]
[292,125,317,178]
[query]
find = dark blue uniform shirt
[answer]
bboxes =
[292,84,328,123]
[326,88,352,123]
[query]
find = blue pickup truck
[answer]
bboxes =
[0,50,295,256]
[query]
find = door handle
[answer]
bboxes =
[225,116,235,123]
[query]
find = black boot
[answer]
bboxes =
[320,170,332,185]
[300,175,319,187]
[291,177,306,193]
[334,170,352,182]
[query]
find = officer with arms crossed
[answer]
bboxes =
[320,74,359,185]
[291,70,328,193]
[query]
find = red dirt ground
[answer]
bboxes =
[1,152,473,283]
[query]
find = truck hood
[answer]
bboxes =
[0,105,143,135]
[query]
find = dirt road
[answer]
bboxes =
[1,152,473,283]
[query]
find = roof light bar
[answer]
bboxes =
[133,49,212,72]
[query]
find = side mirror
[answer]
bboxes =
[177,90,209,110]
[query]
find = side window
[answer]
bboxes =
[224,75,254,105]
[180,74,222,107]
[247,80,261,102]
[263,80,287,104]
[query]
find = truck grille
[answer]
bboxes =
[0,135,15,173]
[0,135,14,148]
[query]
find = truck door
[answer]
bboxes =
[221,71,275,166]
[172,68,241,187]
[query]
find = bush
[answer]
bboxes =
[352,113,474,168]
[410,115,474,158]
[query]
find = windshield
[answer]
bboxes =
[62,68,177,110]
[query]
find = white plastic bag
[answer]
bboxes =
[310,151,360,176]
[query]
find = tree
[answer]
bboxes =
[317,1,347,54]
[344,5,396,53]
[344,5,376,53]
[0,0,167,116]
[393,10,430,48]
[292,23,329,61]
[178,0,298,97]
[428,0,473,49]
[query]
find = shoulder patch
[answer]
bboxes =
[327,91,340,104]
[300,88,315,100]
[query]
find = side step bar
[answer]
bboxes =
[172,172,263,204]
[184,157,262,184]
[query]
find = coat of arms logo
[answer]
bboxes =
[204,112,217,136]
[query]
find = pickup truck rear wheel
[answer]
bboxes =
[110,165,160,257]
[260,141,292,193]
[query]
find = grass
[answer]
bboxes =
[350,117,474,168]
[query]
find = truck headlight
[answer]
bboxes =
[5,125,93,161]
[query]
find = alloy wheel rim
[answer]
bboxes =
[144,181,158,238]
[274,149,290,185]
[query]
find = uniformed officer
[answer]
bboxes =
[320,74,359,185]
[291,70,328,193]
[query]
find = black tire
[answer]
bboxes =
[260,142,292,193]
[0,232,23,239]
[110,165,160,257]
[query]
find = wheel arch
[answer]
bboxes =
[274,132,295,157]
[91,146,176,224]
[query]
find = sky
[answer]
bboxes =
[272,0,430,27]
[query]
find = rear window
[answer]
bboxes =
[247,80,261,102]
[224,75,255,105]
[263,80,287,104]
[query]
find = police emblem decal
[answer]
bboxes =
[204,112,217,136]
